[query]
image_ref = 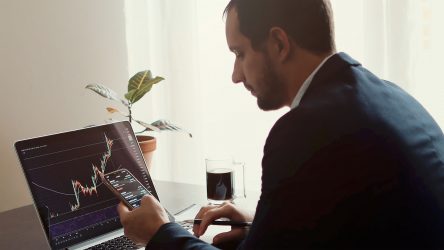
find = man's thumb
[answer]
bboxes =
[212,229,245,245]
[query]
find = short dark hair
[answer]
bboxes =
[224,0,335,54]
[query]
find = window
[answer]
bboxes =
[125,0,444,190]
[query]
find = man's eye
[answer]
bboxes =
[233,50,243,58]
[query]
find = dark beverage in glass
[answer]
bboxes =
[206,168,234,203]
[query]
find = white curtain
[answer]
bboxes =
[332,0,444,126]
[125,0,444,191]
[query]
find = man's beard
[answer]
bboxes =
[256,57,287,111]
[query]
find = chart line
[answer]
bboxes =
[70,134,114,211]
[23,137,124,161]
[27,145,135,172]
[31,164,124,197]
[32,182,76,196]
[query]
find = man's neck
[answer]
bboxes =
[283,50,334,107]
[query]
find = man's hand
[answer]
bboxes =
[193,202,254,245]
[117,195,170,246]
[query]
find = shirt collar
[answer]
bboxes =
[290,53,335,109]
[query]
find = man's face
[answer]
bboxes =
[225,8,287,111]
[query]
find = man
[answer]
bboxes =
[118,0,444,249]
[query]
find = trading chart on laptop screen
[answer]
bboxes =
[15,122,158,249]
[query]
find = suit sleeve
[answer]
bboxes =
[145,223,220,250]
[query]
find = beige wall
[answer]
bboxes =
[0,0,129,212]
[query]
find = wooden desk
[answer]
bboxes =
[0,181,259,250]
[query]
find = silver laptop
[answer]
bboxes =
[14,121,181,249]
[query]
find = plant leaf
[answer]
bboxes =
[106,107,119,114]
[86,84,129,107]
[128,70,152,92]
[125,70,164,104]
[106,107,128,117]
[134,119,161,132]
[150,119,193,138]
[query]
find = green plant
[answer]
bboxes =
[86,70,191,137]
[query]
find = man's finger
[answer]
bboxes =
[117,202,130,221]
[140,194,155,206]
[193,205,216,236]
[213,228,246,245]
[198,204,233,236]
[195,205,217,219]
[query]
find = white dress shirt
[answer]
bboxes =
[290,53,335,109]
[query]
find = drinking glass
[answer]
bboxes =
[205,158,246,205]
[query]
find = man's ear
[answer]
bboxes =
[268,27,291,62]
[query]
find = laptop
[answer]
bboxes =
[14,121,189,249]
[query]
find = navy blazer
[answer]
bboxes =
[146,53,444,249]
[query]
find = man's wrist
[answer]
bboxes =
[145,223,184,249]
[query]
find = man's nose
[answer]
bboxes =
[232,65,243,84]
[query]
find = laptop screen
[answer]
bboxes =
[15,121,159,249]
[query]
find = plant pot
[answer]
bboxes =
[136,135,156,172]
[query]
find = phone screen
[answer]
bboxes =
[104,169,150,209]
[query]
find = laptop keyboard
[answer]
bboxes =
[85,222,193,249]
[177,220,194,231]
[85,235,138,250]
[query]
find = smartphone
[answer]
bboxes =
[101,168,151,210]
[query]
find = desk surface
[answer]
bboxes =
[0,180,259,250]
